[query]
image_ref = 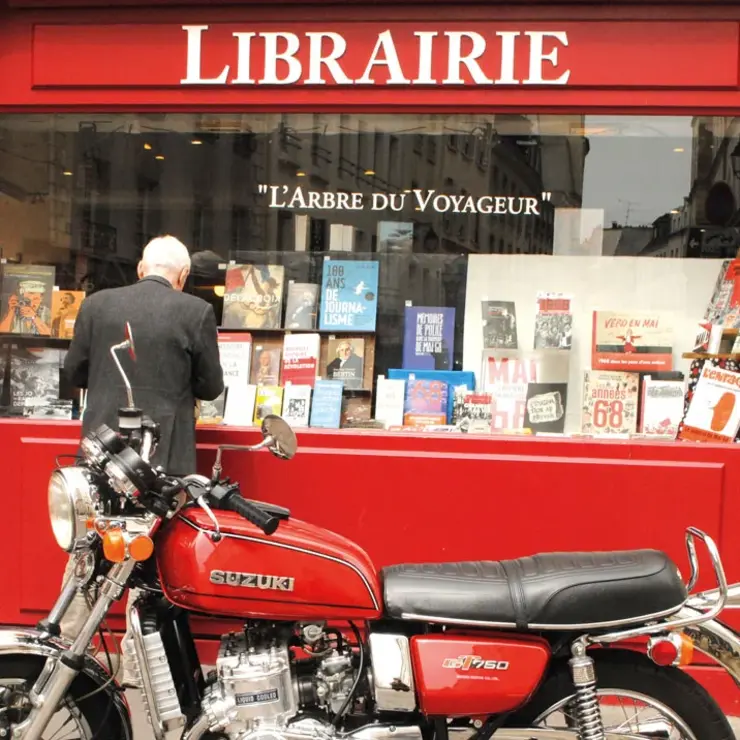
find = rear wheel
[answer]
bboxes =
[0,655,127,739]
[509,649,735,740]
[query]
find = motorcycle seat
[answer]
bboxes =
[381,549,688,630]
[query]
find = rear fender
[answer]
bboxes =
[0,627,133,740]
[676,606,740,687]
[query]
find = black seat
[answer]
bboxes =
[382,550,687,630]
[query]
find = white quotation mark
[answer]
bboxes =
[541,192,552,202]
[258,184,267,194]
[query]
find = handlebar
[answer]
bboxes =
[223,495,280,535]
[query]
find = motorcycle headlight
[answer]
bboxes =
[48,468,96,552]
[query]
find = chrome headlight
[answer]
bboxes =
[48,467,96,552]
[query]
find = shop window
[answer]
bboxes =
[0,113,730,440]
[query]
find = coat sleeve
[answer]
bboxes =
[63,299,93,389]
[192,304,225,401]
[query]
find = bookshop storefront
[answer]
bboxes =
[4,0,740,709]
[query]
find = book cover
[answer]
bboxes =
[377,221,414,252]
[198,393,228,425]
[218,332,253,387]
[319,260,379,332]
[640,376,685,438]
[403,306,455,371]
[524,382,568,434]
[374,376,406,428]
[454,391,493,434]
[284,283,319,330]
[223,384,257,427]
[533,293,572,350]
[282,333,320,387]
[222,264,285,329]
[282,384,312,427]
[310,379,344,428]
[387,369,475,423]
[581,370,639,436]
[253,386,284,424]
[403,378,448,426]
[251,345,282,386]
[51,291,85,339]
[482,350,570,430]
[592,311,673,372]
[481,301,517,350]
[326,337,365,390]
[9,346,61,408]
[0,264,56,336]
[679,364,740,443]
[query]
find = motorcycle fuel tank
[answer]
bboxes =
[156,508,383,621]
[410,633,551,716]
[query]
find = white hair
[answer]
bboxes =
[140,235,191,277]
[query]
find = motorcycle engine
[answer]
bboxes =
[202,625,358,740]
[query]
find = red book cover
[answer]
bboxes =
[282,357,318,387]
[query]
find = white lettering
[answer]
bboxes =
[305,32,353,84]
[444,32,493,85]
[524,31,570,85]
[356,30,410,85]
[232,32,256,84]
[495,31,520,84]
[180,25,230,85]
[260,32,302,85]
[413,31,437,84]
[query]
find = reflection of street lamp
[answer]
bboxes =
[730,141,740,179]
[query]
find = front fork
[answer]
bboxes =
[10,558,136,740]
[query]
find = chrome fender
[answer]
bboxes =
[0,627,133,740]
[675,606,740,686]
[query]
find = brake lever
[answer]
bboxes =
[185,482,222,542]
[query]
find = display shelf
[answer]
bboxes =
[682,352,740,360]
[218,327,375,335]
[0,333,71,349]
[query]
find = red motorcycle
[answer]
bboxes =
[0,324,736,740]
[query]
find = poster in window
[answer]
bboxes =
[403,307,455,371]
[222,264,285,330]
[319,260,379,332]
[51,291,86,339]
[592,310,673,372]
[481,301,517,350]
[0,265,56,337]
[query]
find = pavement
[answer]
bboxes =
[124,690,740,739]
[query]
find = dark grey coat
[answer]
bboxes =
[64,275,224,474]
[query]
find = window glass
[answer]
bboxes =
[0,113,735,437]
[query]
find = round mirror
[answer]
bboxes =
[260,415,298,460]
[124,322,137,361]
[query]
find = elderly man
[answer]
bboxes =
[61,235,225,682]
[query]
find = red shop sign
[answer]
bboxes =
[31,21,740,90]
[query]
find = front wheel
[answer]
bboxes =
[509,649,735,740]
[0,655,127,739]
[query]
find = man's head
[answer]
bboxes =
[336,341,354,359]
[18,280,46,309]
[138,235,191,291]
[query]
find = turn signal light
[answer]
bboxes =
[102,529,127,563]
[129,535,154,562]
[647,633,694,667]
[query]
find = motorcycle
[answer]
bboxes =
[1,324,739,740]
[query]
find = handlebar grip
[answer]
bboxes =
[227,495,280,535]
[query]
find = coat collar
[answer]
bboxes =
[139,275,174,289]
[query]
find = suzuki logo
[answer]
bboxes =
[210,570,296,592]
[442,655,510,671]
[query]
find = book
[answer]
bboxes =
[403,378,448,427]
[284,283,319,330]
[592,311,673,372]
[9,346,61,409]
[0,264,56,336]
[374,376,406,428]
[403,306,455,371]
[282,333,320,387]
[218,332,253,388]
[51,290,85,339]
[581,370,639,436]
[454,391,493,434]
[533,292,572,350]
[282,384,312,427]
[377,221,413,252]
[222,264,285,329]
[310,379,344,428]
[326,337,365,390]
[254,386,284,424]
[387,369,475,423]
[251,345,282,386]
[482,350,571,430]
[640,376,685,438]
[223,384,257,427]
[198,393,228,425]
[523,382,568,434]
[481,301,517,350]
[319,259,379,332]
[679,364,740,443]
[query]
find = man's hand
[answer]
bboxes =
[19,305,35,318]
[7,295,18,311]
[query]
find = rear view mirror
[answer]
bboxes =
[124,322,137,361]
[260,415,298,460]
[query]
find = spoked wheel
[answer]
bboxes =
[0,656,127,740]
[509,650,735,740]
